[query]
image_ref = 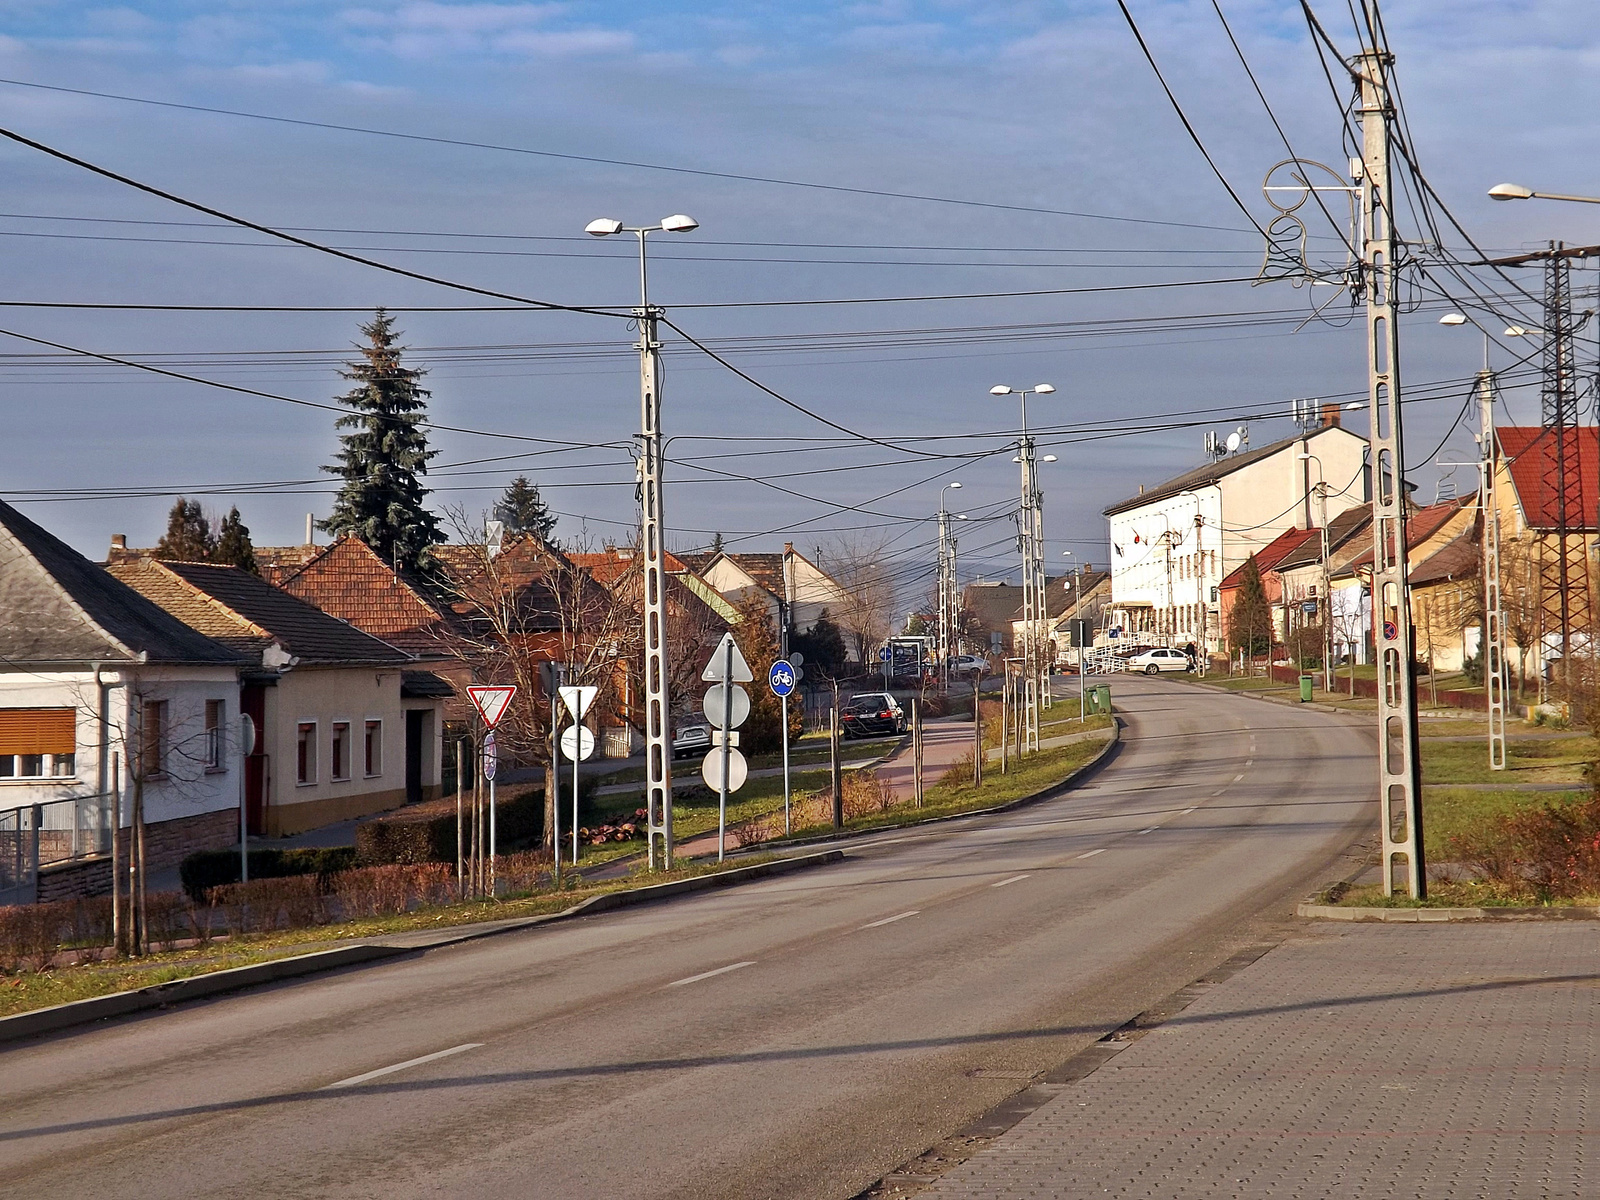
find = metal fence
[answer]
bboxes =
[0,793,115,907]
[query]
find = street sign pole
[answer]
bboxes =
[767,657,798,836]
[484,730,497,896]
[781,690,790,834]
[718,637,733,862]
[551,691,561,891]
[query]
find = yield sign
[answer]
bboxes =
[701,632,753,683]
[466,685,516,728]
[559,685,599,720]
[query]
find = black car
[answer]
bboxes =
[840,692,907,739]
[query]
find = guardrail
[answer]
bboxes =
[0,793,115,907]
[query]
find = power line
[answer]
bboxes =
[0,75,1262,237]
[0,124,626,317]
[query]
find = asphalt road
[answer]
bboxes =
[0,676,1377,1200]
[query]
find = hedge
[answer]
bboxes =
[355,782,558,866]
[177,846,357,904]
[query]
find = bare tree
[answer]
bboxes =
[822,531,898,668]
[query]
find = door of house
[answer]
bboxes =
[405,710,425,806]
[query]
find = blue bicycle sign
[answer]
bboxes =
[769,659,797,697]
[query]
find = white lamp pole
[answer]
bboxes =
[585,214,698,869]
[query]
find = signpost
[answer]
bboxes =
[559,685,599,866]
[770,656,798,834]
[703,633,752,861]
[465,685,516,895]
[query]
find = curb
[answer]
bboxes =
[0,849,845,1047]
[751,718,1122,854]
[1298,900,1600,922]
[1179,677,1356,716]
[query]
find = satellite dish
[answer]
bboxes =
[1225,431,1242,454]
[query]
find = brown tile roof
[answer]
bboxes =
[276,535,459,656]
[1410,526,1482,587]
[108,558,411,666]
[0,501,240,666]
[1341,496,1475,571]
[1498,426,1599,532]
[1219,527,1322,589]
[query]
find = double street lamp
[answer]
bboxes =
[585,213,698,869]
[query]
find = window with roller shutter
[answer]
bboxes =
[0,708,77,779]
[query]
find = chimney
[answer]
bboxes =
[1138,484,1145,495]
[305,513,315,547]
[1320,402,1340,428]
[110,533,126,550]
[784,541,794,555]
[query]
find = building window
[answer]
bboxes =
[0,707,77,780]
[364,720,382,777]
[205,699,225,771]
[141,700,167,780]
[331,722,351,781]
[297,722,317,785]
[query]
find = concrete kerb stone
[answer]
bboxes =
[1298,900,1600,922]
[0,849,845,1047]
[752,716,1122,855]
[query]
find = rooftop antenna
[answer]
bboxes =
[1290,397,1321,431]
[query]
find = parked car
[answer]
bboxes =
[840,692,907,738]
[1127,647,1193,675]
[671,723,712,758]
[949,654,990,677]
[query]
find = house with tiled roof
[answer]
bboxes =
[692,543,849,637]
[1216,526,1323,651]
[1103,418,1368,654]
[109,558,445,837]
[1,501,246,901]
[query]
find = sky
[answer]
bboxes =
[1,0,1598,604]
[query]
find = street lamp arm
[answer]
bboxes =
[1489,182,1600,205]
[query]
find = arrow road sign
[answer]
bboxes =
[703,683,750,729]
[769,659,796,697]
[560,725,596,762]
[466,685,516,728]
[701,633,753,683]
[483,731,498,781]
[559,685,599,721]
[701,747,748,792]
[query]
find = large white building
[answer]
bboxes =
[1101,419,1368,655]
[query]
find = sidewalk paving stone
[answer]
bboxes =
[916,923,1600,1198]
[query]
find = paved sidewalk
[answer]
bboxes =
[917,922,1600,1198]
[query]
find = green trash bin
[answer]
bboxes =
[1299,673,1314,703]
[1094,684,1111,713]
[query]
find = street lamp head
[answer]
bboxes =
[955,514,968,521]
[1505,325,1531,337]
[1042,454,1058,462]
[1012,455,1022,463]
[1034,383,1056,394]
[990,385,1013,396]
[1488,182,1534,201]
[585,218,624,236]
[949,481,962,489]
[660,214,699,233]
[1439,312,1468,326]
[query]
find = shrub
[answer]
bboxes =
[331,863,453,918]
[1449,790,1600,900]
[179,846,357,903]
[356,783,547,866]
[206,875,329,933]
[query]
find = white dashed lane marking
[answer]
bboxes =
[667,961,756,988]
[860,911,920,930]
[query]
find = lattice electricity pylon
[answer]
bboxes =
[1536,250,1593,700]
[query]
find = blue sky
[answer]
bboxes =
[1,1,1598,597]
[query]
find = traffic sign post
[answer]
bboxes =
[703,634,752,861]
[464,686,516,897]
[559,686,598,867]
[770,659,797,834]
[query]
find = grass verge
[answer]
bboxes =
[0,856,777,1020]
[1421,737,1596,786]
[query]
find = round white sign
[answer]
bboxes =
[702,684,751,730]
[560,725,596,762]
[701,747,749,792]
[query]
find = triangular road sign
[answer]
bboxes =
[701,632,754,683]
[559,685,600,720]
[466,685,516,728]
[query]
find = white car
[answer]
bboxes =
[1127,647,1193,675]
[949,654,990,676]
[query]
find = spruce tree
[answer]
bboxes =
[792,608,848,679]
[320,310,442,571]
[494,476,556,541]
[153,498,214,562]
[1227,554,1273,657]
[710,532,725,555]
[212,507,258,574]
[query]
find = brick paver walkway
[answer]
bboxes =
[920,923,1600,1198]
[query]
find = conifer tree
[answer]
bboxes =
[212,507,258,574]
[494,476,556,541]
[1227,554,1273,657]
[320,310,442,571]
[153,498,214,562]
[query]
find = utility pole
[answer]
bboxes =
[585,214,699,869]
[994,384,1053,751]
[1479,369,1507,770]
[937,506,950,693]
[1357,28,1426,898]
